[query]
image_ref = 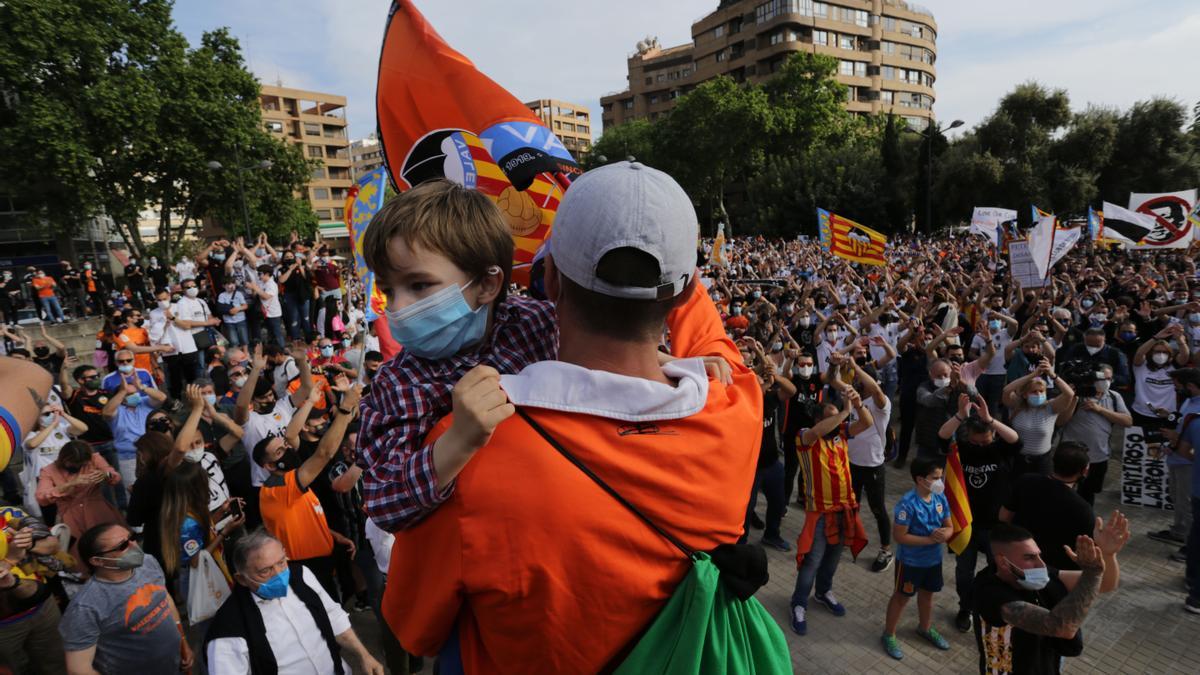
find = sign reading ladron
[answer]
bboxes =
[1120,427,1172,511]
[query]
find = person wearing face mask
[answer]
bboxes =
[1061,365,1132,506]
[1003,359,1076,478]
[783,354,822,507]
[880,457,954,660]
[60,260,86,318]
[1131,326,1190,431]
[999,442,1096,572]
[67,364,124,510]
[216,278,250,347]
[313,338,358,382]
[1059,327,1130,391]
[205,529,384,675]
[123,256,150,310]
[173,279,221,371]
[102,369,168,490]
[255,383,362,602]
[0,270,20,326]
[20,402,87,520]
[115,308,173,384]
[80,260,105,316]
[60,523,192,674]
[34,441,123,559]
[175,253,198,283]
[149,287,198,400]
[246,265,286,347]
[913,359,958,462]
[28,269,65,324]
[146,255,169,293]
[235,343,315,490]
[973,517,1129,675]
[278,250,314,342]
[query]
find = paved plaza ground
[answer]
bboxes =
[352,454,1200,674]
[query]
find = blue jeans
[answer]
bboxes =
[283,295,312,341]
[1186,497,1200,601]
[40,295,64,322]
[744,459,785,541]
[265,316,286,347]
[223,321,249,347]
[791,514,843,609]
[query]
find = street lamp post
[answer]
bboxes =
[207,147,273,241]
[915,118,964,235]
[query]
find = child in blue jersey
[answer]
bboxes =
[881,456,953,660]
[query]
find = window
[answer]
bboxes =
[649,94,659,104]
[315,209,332,221]
[563,122,576,132]
[855,61,867,77]
[714,24,724,38]
[814,2,827,18]
[881,66,895,80]
[839,60,854,76]
[311,167,326,180]
[312,187,330,201]
[623,99,633,110]
[265,121,284,133]
[854,9,868,27]
[332,207,344,221]
[881,90,894,104]
[755,0,815,23]
[554,121,561,129]
[813,30,828,46]
[715,50,726,62]
[307,145,323,158]
[578,125,589,134]
[657,73,666,82]
[839,35,854,50]
[880,41,895,54]
[304,122,321,135]
[882,17,896,31]
[681,66,693,78]
[770,31,784,46]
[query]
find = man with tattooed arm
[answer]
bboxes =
[972,512,1130,675]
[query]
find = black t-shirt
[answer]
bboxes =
[956,436,1021,528]
[1004,474,1095,571]
[789,322,818,356]
[33,353,63,377]
[784,375,823,439]
[898,345,929,397]
[62,270,82,290]
[298,437,348,536]
[148,264,169,289]
[283,263,312,297]
[758,391,782,470]
[125,263,145,287]
[973,567,1081,675]
[68,388,114,443]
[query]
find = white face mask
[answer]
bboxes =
[1095,379,1111,394]
[928,478,946,495]
[1152,352,1171,366]
[932,376,951,389]
[185,287,199,298]
[39,413,55,427]
[797,365,814,378]
[232,376,248,389]
[184,447,204,463]
[157,300,170,310]
[1085,344,1102,355]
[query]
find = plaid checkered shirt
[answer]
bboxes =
[356,295,558,531]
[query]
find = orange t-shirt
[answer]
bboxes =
[383,284,762,673]
[117,326,153,373]
[31,276,56,298]
[259,470,333,561]
[797,429,857,513]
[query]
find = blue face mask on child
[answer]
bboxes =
[385,271,496,359]
[254,567,290,600]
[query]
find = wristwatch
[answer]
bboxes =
[337,406,353,416]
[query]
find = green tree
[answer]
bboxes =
[586,118,657,170]
[1098,98,1200,203]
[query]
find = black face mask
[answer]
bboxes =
[365,368,379,380]
[134,319,145,327]
[33,347,49,358]
[255,399,276,414]
[147,417,172,434]
[83,377,101,390]
[274,448,301,472]
[64,465,81,475]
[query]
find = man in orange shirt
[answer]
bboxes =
[254,383,361,600]
[383,162,762,673]
[30,268,65,323]
[790,383,874,636]
[116,308,171,378]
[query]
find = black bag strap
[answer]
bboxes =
[515,407,694,558]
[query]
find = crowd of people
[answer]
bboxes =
[0,159,1194,674]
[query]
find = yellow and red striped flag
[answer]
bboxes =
[945,442,974,555]
[817,208,887,266]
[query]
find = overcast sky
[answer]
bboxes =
[174,0,1200,144]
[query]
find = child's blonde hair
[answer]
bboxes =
[364,179,513,300]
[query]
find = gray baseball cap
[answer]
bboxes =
[548,161,697,301]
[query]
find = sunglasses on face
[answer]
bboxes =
[96,537,133,556]
[116,359,134,365]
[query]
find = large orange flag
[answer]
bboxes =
[376,1,581,283]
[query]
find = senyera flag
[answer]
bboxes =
[817,208,887,266]
[376,0,582,285]
[345,167,400,359]
[944,442,974,556]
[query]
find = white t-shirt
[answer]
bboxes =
[149,306,197,355]
[260,278,282,318]
[191,451,230,512]
[847,396,892,467]
[175,258,196,281]
[174,296,211,337]
[816,339,840,375]
[971,326,1011,376]
[273,357,301,399]
[1132,362,1178,417]
[862,322,899,363]
[243,397,295,486]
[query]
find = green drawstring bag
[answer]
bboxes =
[615,552,791,674]
[518,410,792,675]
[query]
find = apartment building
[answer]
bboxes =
[601,0,938,131]
[524,99,593,161]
